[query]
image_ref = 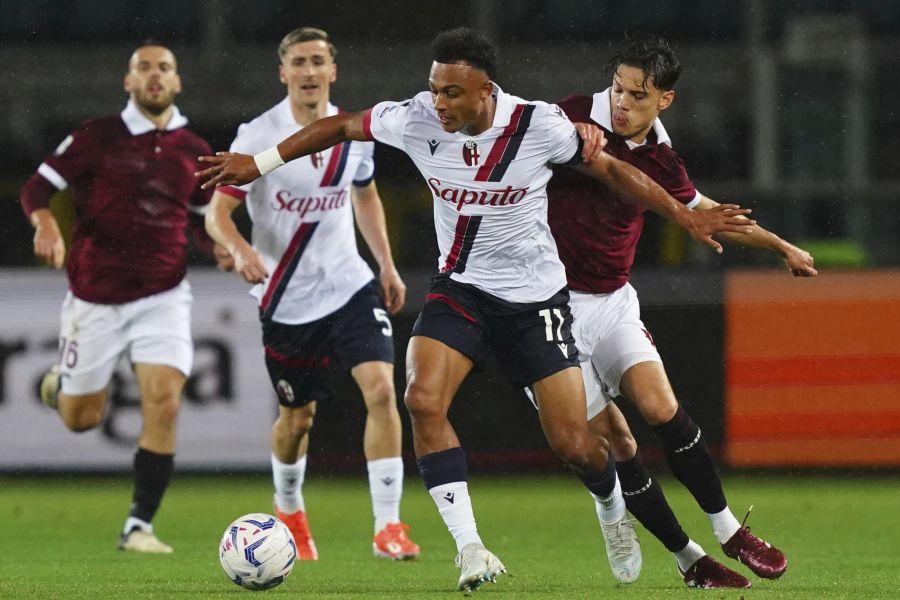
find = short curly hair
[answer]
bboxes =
[431,27,498,80]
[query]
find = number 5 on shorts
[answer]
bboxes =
[373,308,393,336]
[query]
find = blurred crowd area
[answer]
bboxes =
[2,0,900,271]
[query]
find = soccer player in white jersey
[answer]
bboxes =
[197,28,754,593]
[204,28,419,561]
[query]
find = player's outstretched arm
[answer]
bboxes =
[195,111,370,190]
[574,154,755,253]
[205,191,269,283]
[695,195,817,276]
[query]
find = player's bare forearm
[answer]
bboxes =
[697,195,817,275]
[196,112,369,189]
[206,193,268,283]
[206,192,248,257]
[351,182,406,313]
[578,155,694,223]
[575,155,755,252]
[280,111,369,162]
[351,183,394,269]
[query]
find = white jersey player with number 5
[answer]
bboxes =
[205,27,420,562]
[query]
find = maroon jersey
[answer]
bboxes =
[25,101,212,304]
[548,91,698,293]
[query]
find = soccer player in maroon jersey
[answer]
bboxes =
[195,28,756,593]
[18,44,227,554]
[548,37,815,587]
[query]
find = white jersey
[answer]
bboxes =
[224,99,376,324]
[364,85,581,303]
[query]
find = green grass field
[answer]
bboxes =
[1,472,898,599]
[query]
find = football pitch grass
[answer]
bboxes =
[1,472,898,599]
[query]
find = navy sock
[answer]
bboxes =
[617,452,690,552]
[653,405,727,514]
[416,446,467,489]
[578,451,617,498]
[129,448,174,525]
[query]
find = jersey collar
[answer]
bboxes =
[590,87,672,148]
[491,83,515,129]
[276,97,339,127]
[121,99,188,135]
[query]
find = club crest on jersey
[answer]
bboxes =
[310,152,325,168]
[462,140,480,166]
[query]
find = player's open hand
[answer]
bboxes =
[380,264,407,315]
[574,122,607,163]
[685,204,755,254]
[195,152,261,190]
[782,242,817,277]
[33,220,65,269]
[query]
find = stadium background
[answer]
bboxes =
[1,0,899,473]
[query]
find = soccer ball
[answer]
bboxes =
[219,513,297,590]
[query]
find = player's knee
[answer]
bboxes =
[284,408,315,437]
[144,394,181,428]
[362,378,397,414]
[403,382,444,422]
[610,432,637,461]
[642,396,679,426]
[548,430,597,467]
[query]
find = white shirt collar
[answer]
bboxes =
[120,99,188,135]
[590,87,672,148]
[491,82,515,128]
[276,97,338,127]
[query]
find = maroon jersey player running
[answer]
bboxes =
[18,44,226,554]
[549,38,815,588]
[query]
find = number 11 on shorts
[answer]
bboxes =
[538,308,564,342]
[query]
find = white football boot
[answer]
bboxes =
[455,543,507,593]
[600,514,642,583]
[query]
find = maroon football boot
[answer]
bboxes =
[721,509,787,579]
[681,555,752,589]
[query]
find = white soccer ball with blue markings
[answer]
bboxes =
[219,513,297,590]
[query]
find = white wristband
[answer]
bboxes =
[253,146,285,176]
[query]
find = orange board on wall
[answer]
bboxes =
[725,270,900,467]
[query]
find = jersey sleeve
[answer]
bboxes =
[352,140,376,187]
[39,123,100,191]
[362,100,411,150]
[656,149,700,207]
[545,103,582,166]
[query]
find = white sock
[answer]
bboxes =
[592,474,626,524]
[707,507,741,544]
[673,539,706,572]
[122,516,152,536]
[428,481,482,552]
[272,453,307,513]
[367,456,404,532]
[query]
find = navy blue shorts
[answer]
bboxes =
[411,275,578,389]
[262,281,394,407]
